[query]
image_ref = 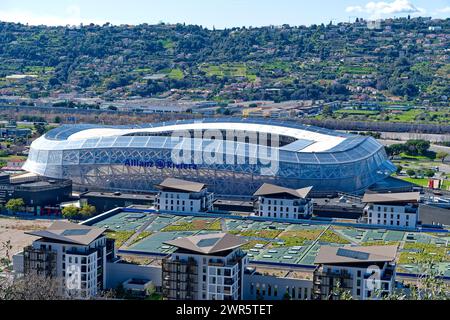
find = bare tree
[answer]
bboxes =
[0,241,67,300]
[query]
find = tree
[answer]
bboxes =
[79,204,96,218]
[405,140,431,156]
[423,169,435,178]
[34,123,47,136]
[61,205,80,220]
[383,259,449,300]
[322,105,333,117]
[385,144,405,156]
[436,151,449,163]
[406,169,416,177]
[396,165,403,174]
[0,241,67,300]
[5,198,25,214]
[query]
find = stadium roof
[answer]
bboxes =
[156,178,206,193]
[164,233,247,254]
[315,245,398,265]
[25,221,106,246]
[46,118,349,152]
[362,192,421,203]
[254,183,313,198]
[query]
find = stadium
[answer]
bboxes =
[23,118,396,196]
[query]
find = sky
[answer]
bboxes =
[0,0,449,29]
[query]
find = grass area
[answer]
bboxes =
[200,63,256,81]
[161,219,221,232]
[129,231,152,246]
[167,68,184,80]
[160,39,175,50]
[361,241,401,247]
[275,229,323,246]
[399,243,449,264]
[335,109,379,116]
[399,152,435,161]
[241,240,269,250]
[105,230,135,248]
[231,229,282,239]
[399,177,450,190]
[318,230,350,244]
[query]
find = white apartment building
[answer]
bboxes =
[13,221,115,299]
[362,192,421,229]
[162,233,248,300]
[155,178,214,214]
[313,245,398,300]
[253,183,313,220]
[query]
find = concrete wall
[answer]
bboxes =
[105,261,162,289]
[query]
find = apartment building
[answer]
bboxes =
[313,245,398,300]
[155,178,214,214]
[14,221,115,299]
[161,233,248,300]
[254,183,313,220]
[362,192,421,229]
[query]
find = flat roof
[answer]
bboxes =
[164,233,247,255]
[254,183,313,199]
[156,178,206,193]
[83,191,155,201]
[362,192,421,204]
[315,245,398,265]
[26,221,106,246]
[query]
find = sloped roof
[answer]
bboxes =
[164,233,247,254]
[254,183,313,198]
[314,245,398,265]
[362,192,420,203]
[25,221,106,246]
[156,178,206,193]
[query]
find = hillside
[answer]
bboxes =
[0,17,448,104]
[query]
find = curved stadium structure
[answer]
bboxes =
[23,118,396,196]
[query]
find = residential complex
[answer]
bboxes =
[12,218,409,301]
[362,192,421,229]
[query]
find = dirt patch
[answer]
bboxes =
[0,217,54,259]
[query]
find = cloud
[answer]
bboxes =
[346,0,426,19]
[0,6,107,26]
[436,6,450,14]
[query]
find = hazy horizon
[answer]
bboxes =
[0,0,449,29]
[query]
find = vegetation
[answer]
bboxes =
[274,229,323,246]
[230,229,282,240]
[399,243,449,264]
[129,231,152,246]
[161,219,222,232]
[61,204,96,220]
[105,230,135,248]
[0,18,448,103]
[318,230,350,244]
[5,198,25,214]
